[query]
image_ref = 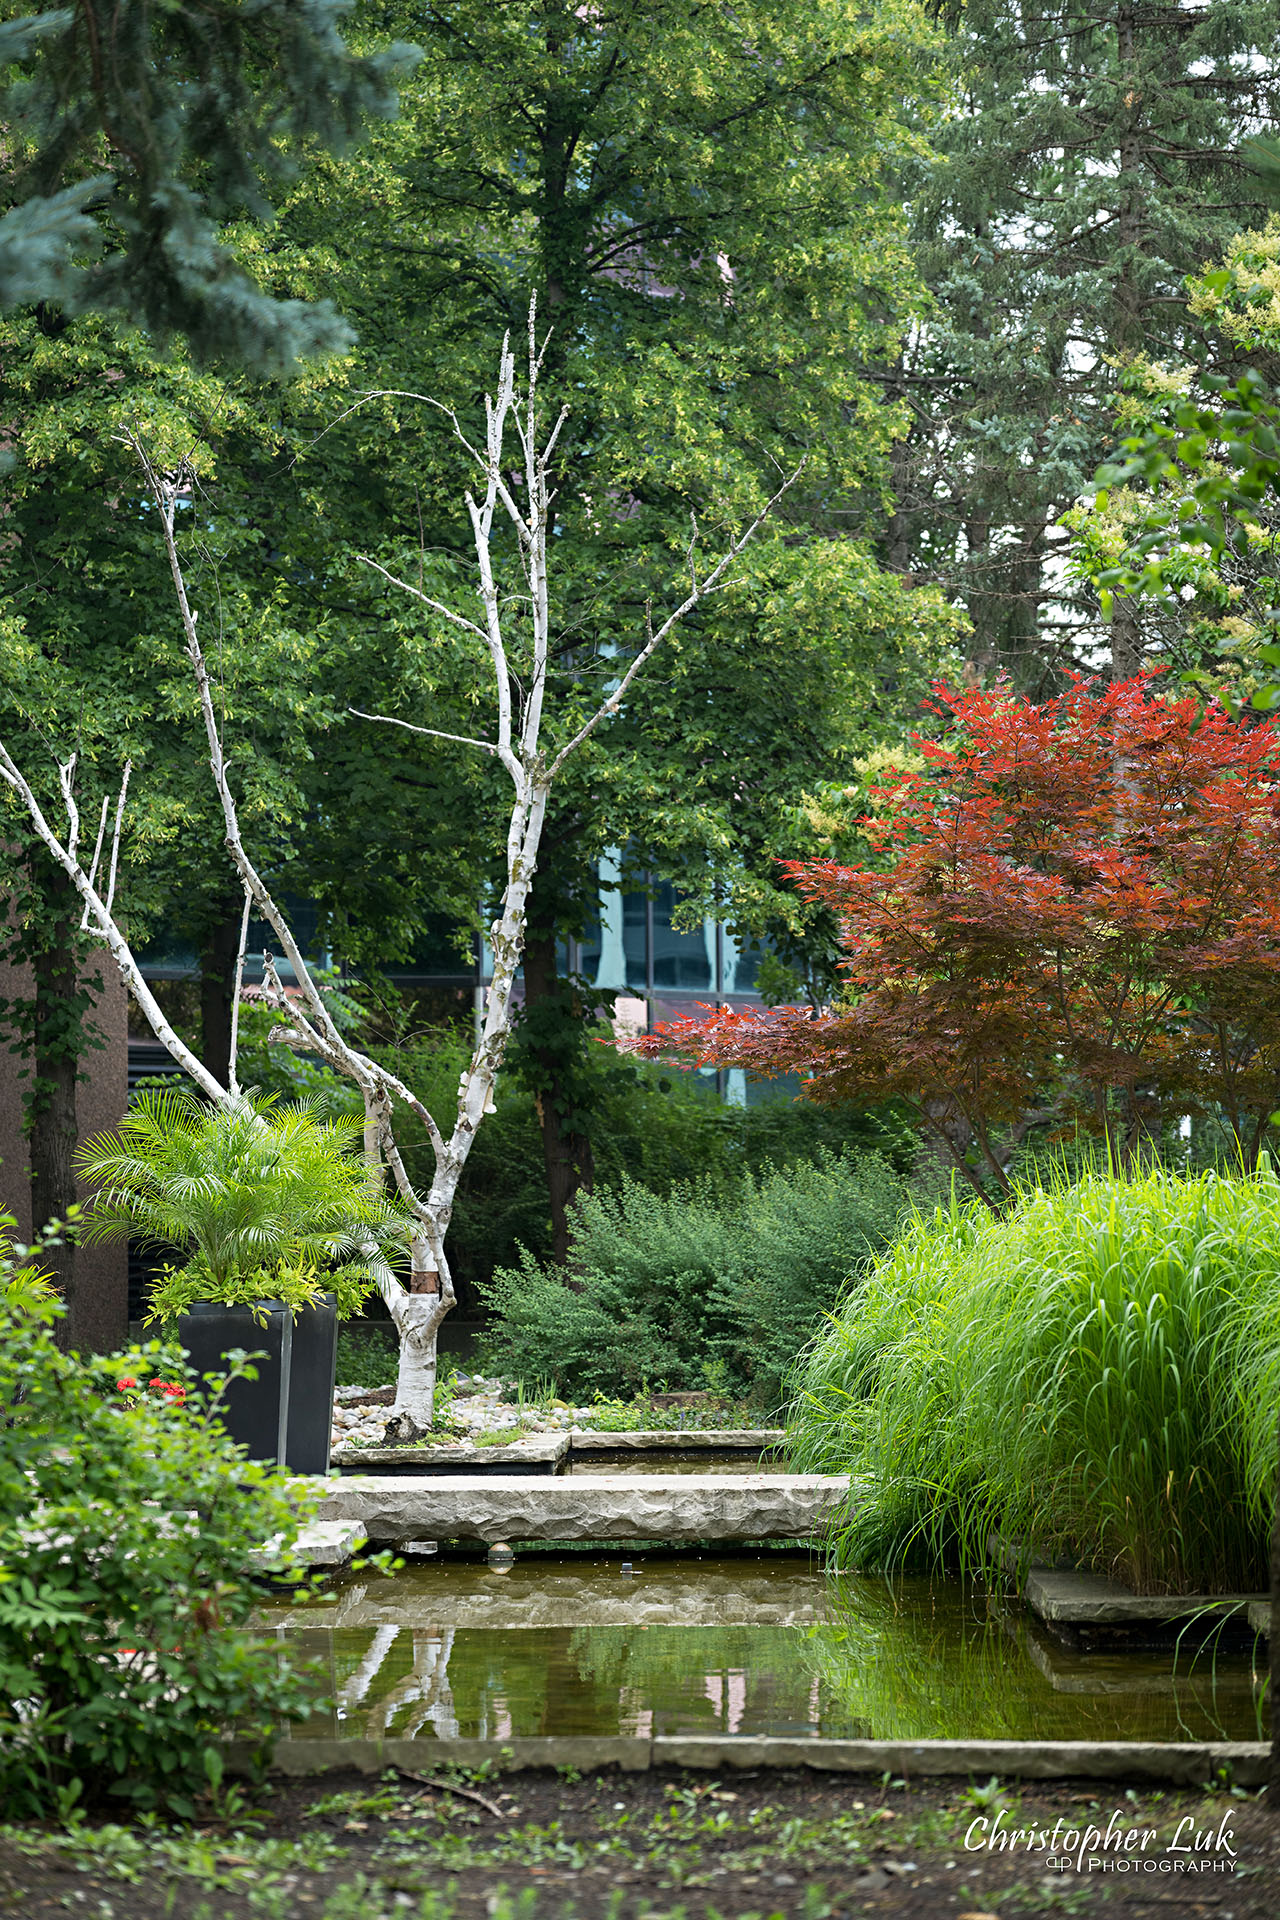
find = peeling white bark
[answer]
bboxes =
[0,307,797,1431]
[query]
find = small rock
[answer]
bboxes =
[382,1410,430,1445]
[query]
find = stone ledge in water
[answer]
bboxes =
[253,1566,829,1631]
[1026,1567,1266,1627]
[248,1518,368,1575]
[332,1433,569,1474]
[310,1470,849,1543]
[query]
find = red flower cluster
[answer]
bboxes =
[115,1376,187,1405]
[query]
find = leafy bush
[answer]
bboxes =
[335,1328,398,1389]
[789,1163,1280,1594]
[479,1149,907,1406]
[0,1208,62,1313]
[77,1088,408,1321]
[0,1291,322,1815]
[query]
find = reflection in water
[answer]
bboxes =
[257,1555,1268,1746]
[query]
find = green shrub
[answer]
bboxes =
[789,1162,1280,1594]
[479,1149,907,1406]
[335,1327,398,1389]
[271,1022,917,1301]
[0,1291,322,1815]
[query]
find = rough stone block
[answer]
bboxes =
[308,1470,849,1544]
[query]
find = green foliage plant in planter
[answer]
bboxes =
[0,1287,322,1817]
[77,1090,409,1466]
[0,1207,65,1314]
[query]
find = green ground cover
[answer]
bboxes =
[788,1163,1280,1594]
[2,1768,1276,1919]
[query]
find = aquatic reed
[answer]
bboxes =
[788,1162,1280,1594]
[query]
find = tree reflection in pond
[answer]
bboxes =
[262,1556,1267,1745]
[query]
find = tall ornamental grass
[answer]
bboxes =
[788,1164,1280,1595]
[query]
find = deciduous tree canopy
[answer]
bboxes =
[630,677,1280,1197]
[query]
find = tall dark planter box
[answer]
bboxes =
[177,1299,293,1465]
[285,1291,338,1476]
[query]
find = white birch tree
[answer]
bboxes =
[0,309,796,1426]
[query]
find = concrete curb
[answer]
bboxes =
[225,1735,1270,1787]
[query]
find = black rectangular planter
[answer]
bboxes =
[177,1300,293,1464]
[285,1292,338,1476]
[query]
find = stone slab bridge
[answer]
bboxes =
[307,1471,850,1546]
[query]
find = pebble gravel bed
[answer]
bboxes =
[330,1375,594,1452]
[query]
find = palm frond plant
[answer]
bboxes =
[0,1209,61,1314]
[76,1088,408,1321]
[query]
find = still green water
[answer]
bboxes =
[255,1554,1268,1745]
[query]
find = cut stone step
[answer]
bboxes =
[568,1428,786,1451]
[308,1470,850,1544]
[1025,1567,1265,1629]
[332,1434,569,1475]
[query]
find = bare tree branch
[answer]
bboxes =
[546,463,805,778]
[0,741,228,1105]
[58,755,80,865]
[349,708,499,756]
[79,793,110,932]
[103,760,131,923]
[227,886,252,1099]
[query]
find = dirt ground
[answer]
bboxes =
[1,1765,1277,1920]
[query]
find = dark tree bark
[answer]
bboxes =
[200,896,245,1087]
[521,924,595,1266]
[28,857,82,1348]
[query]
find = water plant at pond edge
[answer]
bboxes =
[0,1290,324,1816]
[788,1162,1280,1595]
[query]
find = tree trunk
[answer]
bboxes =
[200,896,244,1088]
[522,925,595,1265]
[28,857,82,1348]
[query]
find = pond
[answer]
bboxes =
[255,1551,1268,1746]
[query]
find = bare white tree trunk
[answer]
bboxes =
[0,304,797,1430]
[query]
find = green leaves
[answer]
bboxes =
[0,1,418,371]
[75,1088,410,1318]
[0,1304,322,1816]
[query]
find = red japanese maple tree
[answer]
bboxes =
[627,676,1280,1199]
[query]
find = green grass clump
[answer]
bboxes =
[788,1162,1280,1595]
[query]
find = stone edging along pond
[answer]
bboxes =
[221,1734,1272,1788]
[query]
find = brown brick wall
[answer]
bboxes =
[0,942,129,1352]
